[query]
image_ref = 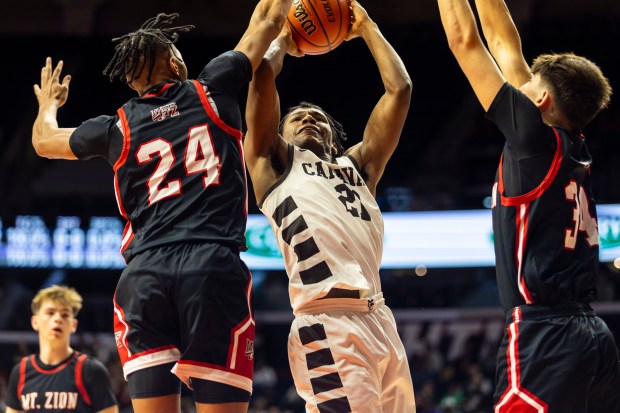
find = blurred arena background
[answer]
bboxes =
[1,1,619,412]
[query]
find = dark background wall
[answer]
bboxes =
[1,0,620,218]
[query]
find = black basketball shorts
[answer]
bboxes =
[113,242,255,395]
[494,303,620,413]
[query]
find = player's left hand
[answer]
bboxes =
[34,57,71,109]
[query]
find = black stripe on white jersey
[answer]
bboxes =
[272,196,333,285]
[298,323,352,413]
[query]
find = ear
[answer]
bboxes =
[31,315,39,332]
[169,57,180,76]
[534,89,551,111]
[71,319,78,334]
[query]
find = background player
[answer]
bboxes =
[436,0,620,411]
[30,1,290,412]
[5,285,118,413]
[244,2,415,412]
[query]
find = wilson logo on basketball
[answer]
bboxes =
[291,0,317,36]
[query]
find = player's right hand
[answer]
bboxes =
[281,25,304,57]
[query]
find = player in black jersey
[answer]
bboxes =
[437,0,620,411]
[30,3,290,413]
[5,285,118,413]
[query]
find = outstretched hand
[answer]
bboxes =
[34,57,71,109]
[344,0,371,41]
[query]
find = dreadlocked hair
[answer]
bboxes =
[279,102,348,158]
[103,13,194,84]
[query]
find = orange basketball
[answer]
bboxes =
[287,0,352,55]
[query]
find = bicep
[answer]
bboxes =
[235,20,280,72]
[5,407,24,413]
[452,44,506,111]
[492,49,531,88]
[354,89,411,184]
[244,63,281,163]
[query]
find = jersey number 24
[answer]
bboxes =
[136,124,221,205]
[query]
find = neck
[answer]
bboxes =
[135,76,179,96]
[38,341,73,365]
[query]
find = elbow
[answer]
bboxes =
[32,138,49,158]
[446,30,481,55]
[398,76,413,99]
[389,75,413,104]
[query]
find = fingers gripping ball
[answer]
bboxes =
[287,0,352,55]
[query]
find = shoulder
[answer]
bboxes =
[8,358,27,382]
[81,355,108,372]
[198,50,251,80]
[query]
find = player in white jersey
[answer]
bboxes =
[244,2,415,412]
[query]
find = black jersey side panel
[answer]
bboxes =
[488,84,599,312]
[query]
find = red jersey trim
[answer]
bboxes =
[142,83,175,98]
[114,108,133,256]
[75,354,91,405]
[499,128,563,206]
[113,108,131,172]
[494,320,548,412]
[17,356,27,398]
[515,204,534,304]
[191,80,243,140]
[30,352,76,374]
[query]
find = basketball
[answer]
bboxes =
[287,0,352,55]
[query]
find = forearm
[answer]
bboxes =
[253,0,289,35]
[359,22,411,96]
[262,34,290,77]
[438,0,482,52]
[32,105,76,159]
[475,0,523,58]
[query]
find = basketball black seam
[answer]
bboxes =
[304,0,332,49]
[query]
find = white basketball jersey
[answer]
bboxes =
[259,145,384,313]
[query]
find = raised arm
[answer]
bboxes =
[244,29,296,202]
[437,0,505,111]
[345,2,412,195]
[32,57,77,160]
[234,0,291,72]
[475,0,531,87]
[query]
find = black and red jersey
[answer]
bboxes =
[487,83,599,313]
[69,51,252,262]
[5,351,117,412]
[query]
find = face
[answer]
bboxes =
[31,300,77,342]
[281,108,334,160]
